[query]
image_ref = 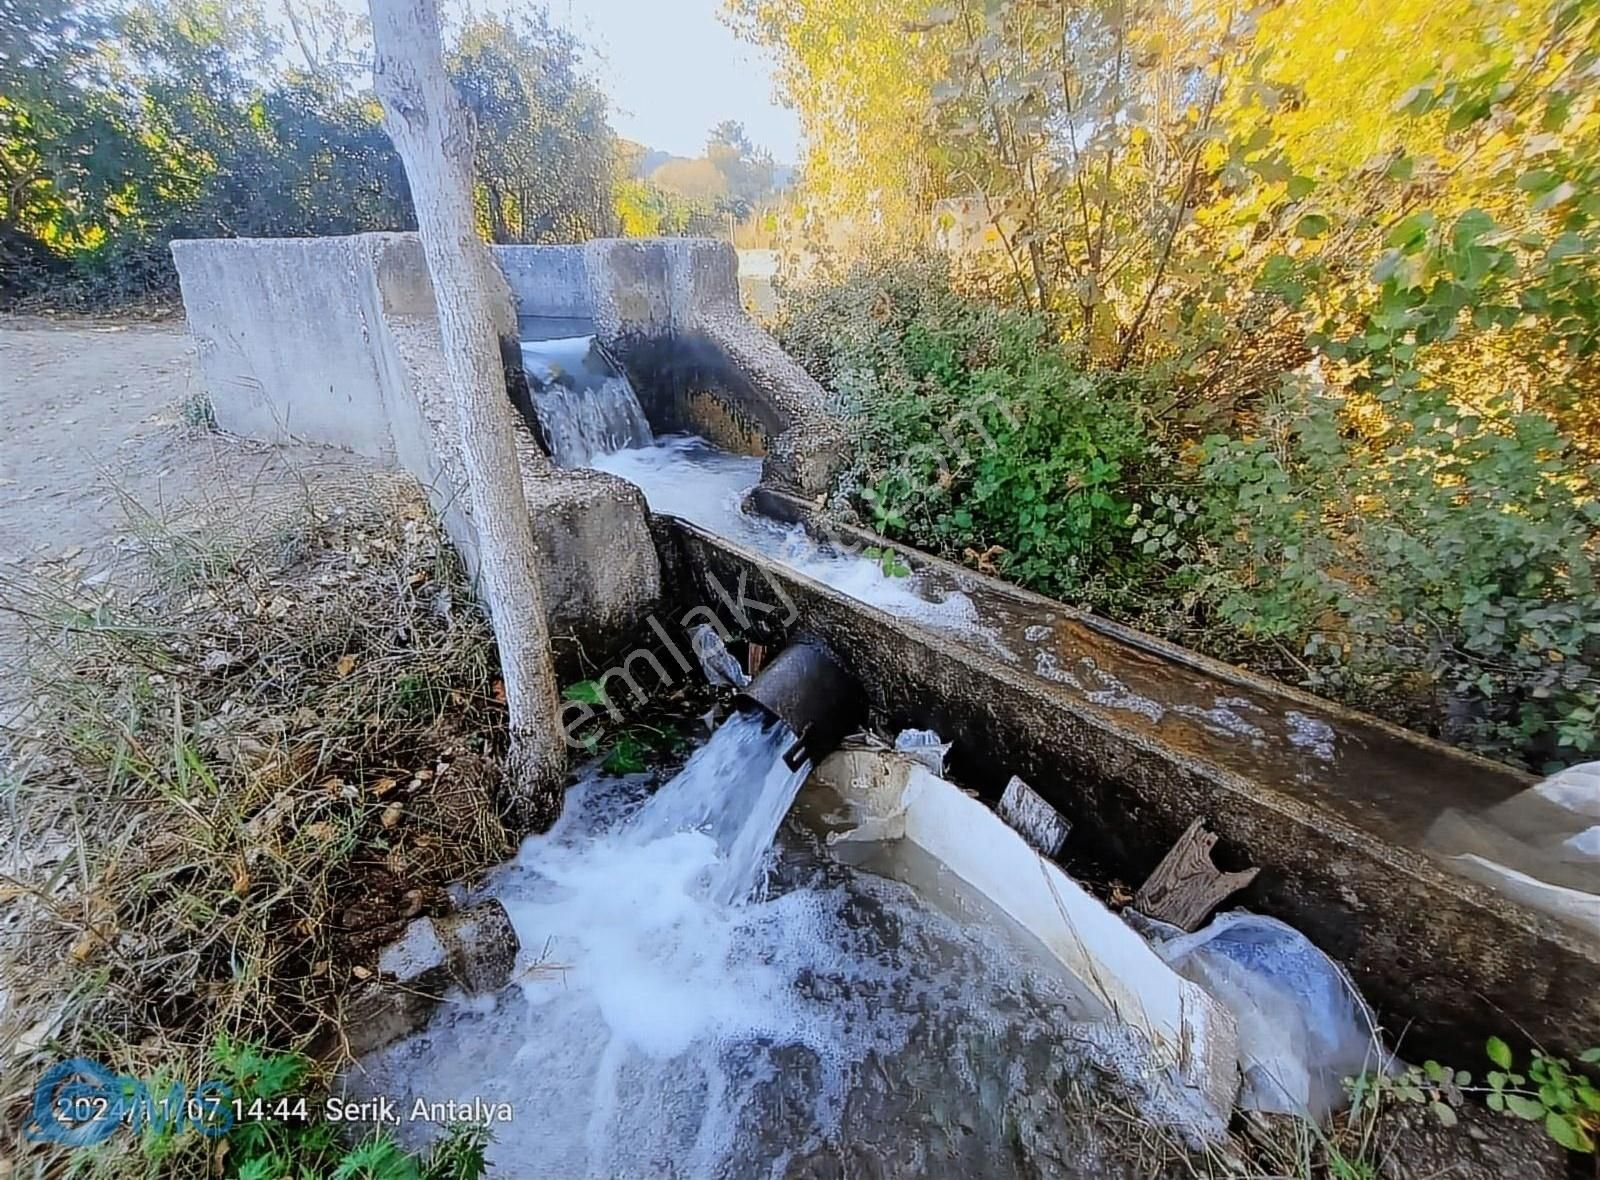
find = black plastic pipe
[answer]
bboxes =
[735,636,864,770]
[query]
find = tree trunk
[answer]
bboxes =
[369,0,566,829]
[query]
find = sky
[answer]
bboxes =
[541,0,801,163]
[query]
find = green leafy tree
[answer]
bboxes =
[706,118,775,217]
[448,12,617,243]
[0,0,619,305]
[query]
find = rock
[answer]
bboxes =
[435,899,519,993]
[346,917,451,1056]
[376,912,453,989]
[343,980,442,1059]
[348,900,520,1057]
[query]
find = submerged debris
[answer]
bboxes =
[690,622,750,689]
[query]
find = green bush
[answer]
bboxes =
[777,255,1154,599]
[778,255,1600,770]
[1190,379,1599,764]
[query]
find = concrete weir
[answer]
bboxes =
[657,515,1600,1064]
[501,237,847,497]
[169,232,844,656]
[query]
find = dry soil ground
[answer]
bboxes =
[0,316,384,711]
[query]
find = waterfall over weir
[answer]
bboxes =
[349,710,1111,1179]
[520,335,652,466]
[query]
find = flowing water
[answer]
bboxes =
[373,343,1180,1175]
[588,435,1009,647]
[627,710,810,905]
[512,346,998,642]
[347,713,1119,1178]
[544,382,1413,799]
[516,348,994,639]
[521,336,653,465]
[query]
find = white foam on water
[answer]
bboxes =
[1174,696,1268,742]
[1079,659,1167,724]
[590,433,759,537]
[349,717,1107,1178]
[590,434,1008,647]
[1285,710,1337,761]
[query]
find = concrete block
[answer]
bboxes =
[561,237,847,497]
[520,466,661,652]
[348,901,521,1057]
[171,230,855,646]
[171,236,398,459]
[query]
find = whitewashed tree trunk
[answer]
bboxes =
[369,0,565,828]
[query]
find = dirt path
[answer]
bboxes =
[0,316,386,709]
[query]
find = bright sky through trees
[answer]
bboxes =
[281,0,801,160]
[546,0,798,161]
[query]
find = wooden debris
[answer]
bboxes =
[1133,818,1259,931]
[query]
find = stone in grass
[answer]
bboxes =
[347,900,519,1057]
[346,917,452,1057]
[997,775,1071,858]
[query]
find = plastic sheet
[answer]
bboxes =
[1424,761,1600,936]
[892,727,951,775]
[1140,911,1387,1118]
[689,624,749,689]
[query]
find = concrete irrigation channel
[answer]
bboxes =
[169,229,1596,1170]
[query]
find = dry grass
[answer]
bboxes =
[0,479,513,1176]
